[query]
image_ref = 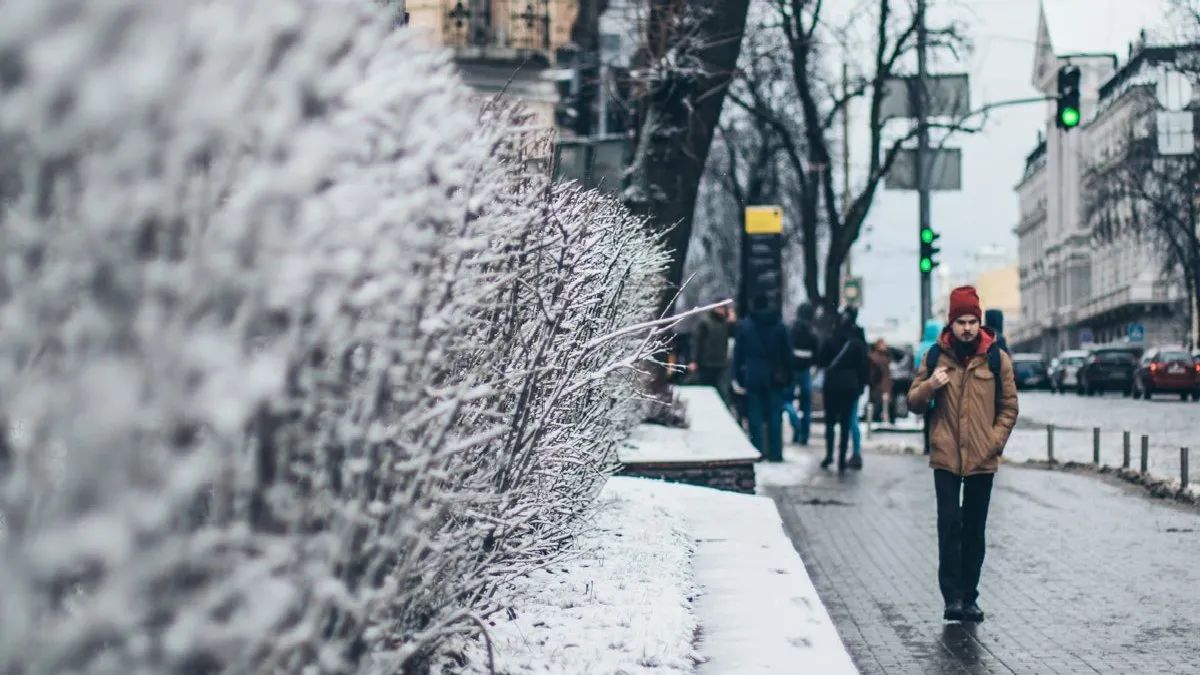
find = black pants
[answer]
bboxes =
[823,390,856,463]
[934,469,995,605]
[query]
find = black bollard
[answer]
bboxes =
[1093,427,1101,466]
[1122,430,1131,470]
[1140,435,1149,475]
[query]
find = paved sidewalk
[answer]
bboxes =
[758,445,1200,674]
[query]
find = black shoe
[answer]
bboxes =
[848,455,863,470]
[943,600,965,622]
[820,457,833,469]
[837,456,847,473]
[961,601,984,623]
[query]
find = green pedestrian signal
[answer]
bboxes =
[1060,106,1080,128]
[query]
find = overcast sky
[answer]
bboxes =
[840,0,1174,340]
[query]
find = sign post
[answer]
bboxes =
[742,206,784,317]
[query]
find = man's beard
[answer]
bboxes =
[953,332,979,361]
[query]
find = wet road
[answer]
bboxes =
[758,446,1200,674]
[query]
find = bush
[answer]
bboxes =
[0,1,667,672]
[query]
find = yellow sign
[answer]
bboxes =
[744,205,783,234]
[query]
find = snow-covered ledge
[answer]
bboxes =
[618,386,761,493]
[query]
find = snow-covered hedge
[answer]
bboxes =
[0,1,667,672]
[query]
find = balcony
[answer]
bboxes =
[442,0,554,66]
[1078,280,1175,323]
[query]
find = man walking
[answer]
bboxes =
[690,300,735,404]
[785,303,819,445]
[907,286,1019,623]
[733,295,793,462]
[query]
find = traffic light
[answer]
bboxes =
[919,227,940,274]
[1056,65,1081,130]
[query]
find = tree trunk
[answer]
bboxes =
[623,0,752,317]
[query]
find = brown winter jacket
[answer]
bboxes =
[907,327,1019,476]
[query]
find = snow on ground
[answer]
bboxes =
[443,476,857,674]
[619,387,759,464]
[440,477,701,674]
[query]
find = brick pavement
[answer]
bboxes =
[758,446,1200,674]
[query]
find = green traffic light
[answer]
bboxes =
[921,228,934,244]
[920,257,933,273]
[1060,107,1080,128]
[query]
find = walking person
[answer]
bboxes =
[690,300,735,405]
[908,286,1019,623]
[868,339,894,424]
[733,295,793,462]
[984,309,1011,355]
[817,312,869,472]
[842,307,867,468]
[784,302,819,445]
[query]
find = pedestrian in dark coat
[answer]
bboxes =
[984,309,1010,355]
[733,295,793,462]
[784,303,819,445]
[690,301,734,403]
[818,315,869,472]
[908,286,1019,624]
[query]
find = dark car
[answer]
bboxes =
[1011,353,1050,390]
[1076,346,1141,396]
[1132,347,1200,401]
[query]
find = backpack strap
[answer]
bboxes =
[923,344,941,413]
[988,344,1002,422]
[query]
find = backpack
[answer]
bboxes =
[922,342,1003,421]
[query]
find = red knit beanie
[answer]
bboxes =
[948,285,982,322]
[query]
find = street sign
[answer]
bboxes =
[1079,328,1094,345]
[885,148,962,191]
[881,74,971,120]
[742,206,784,315]
[1127,323,1145,342]
[745,205,783,234]
[842,276,862,308]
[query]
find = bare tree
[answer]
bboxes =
[1084,95,1200,349]
[622,0,753,316]
[683,7,811,317]
[724,0,969,318]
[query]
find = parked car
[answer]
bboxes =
[1132,347,1200,401]
[1049,349,1089,393]
[1011,353,1050,390]
[1076,346,1141,396]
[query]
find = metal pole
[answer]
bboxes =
[916,0,932,327]
[1093,427,1101,466]
[597,57,608,136]
[1123,430,1131,470]
[1047,424,1055,463]
[843,61,852,278]
[1182,447,1190,490]
[1141,435,1149,475]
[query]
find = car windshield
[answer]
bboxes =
[1062,356,1085,366]
[1014,362,1044,373]
[1094,351,1134,364]
[1160,351,1192,362]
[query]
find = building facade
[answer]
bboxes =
[407,0,579,126]
[1011,7,1194,355]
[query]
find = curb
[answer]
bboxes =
[1017,458,1200,508]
